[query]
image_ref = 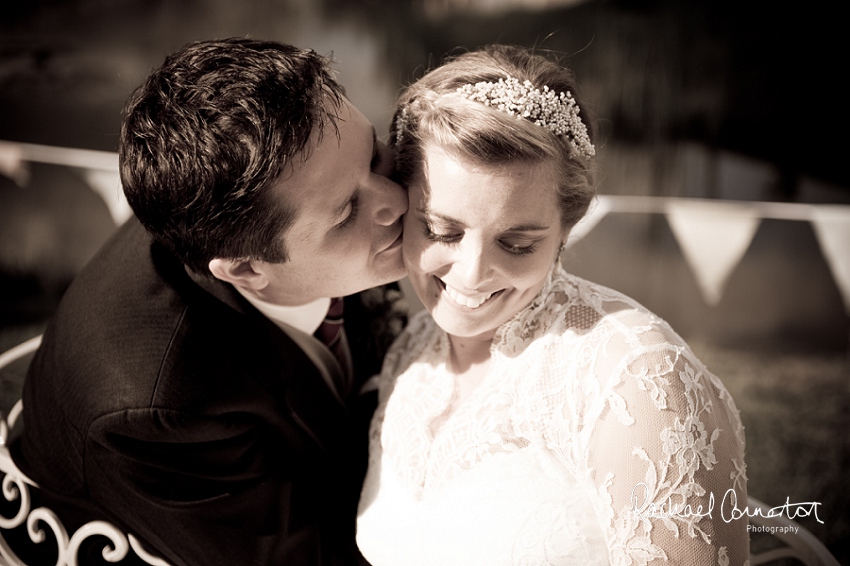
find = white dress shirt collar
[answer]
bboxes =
[236,287,331,336]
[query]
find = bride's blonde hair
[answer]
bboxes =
[392,44,597,229]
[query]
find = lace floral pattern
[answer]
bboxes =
[358,263,749,566]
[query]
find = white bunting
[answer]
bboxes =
[666,200,762,306]
[566,195,612,248]
[0,141,27,186]
[7,138,850,318]
[811,205,850,314]
[81,169,133,225]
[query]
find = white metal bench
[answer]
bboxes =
[0,335,169,566]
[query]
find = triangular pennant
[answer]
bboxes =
[565,195,612,248]
[81,169,133,225]
[810,205,850,314]
[0,141,27,186]
[666,200,761,306]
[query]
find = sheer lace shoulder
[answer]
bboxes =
[374,309,442,393]
[358,264,749,566]
[498,265,749,565]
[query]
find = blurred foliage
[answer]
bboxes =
[695,341,850,565]
[1,0,847,193]
[320,0,847,196]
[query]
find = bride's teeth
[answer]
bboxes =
[443,283,493,309]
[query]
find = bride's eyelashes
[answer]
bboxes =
[421,219,539,256]
[422,220,461,244]
[501,241,537,256]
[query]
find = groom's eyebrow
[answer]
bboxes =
[369,128,381,170]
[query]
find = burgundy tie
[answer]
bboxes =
[315,297,353,397]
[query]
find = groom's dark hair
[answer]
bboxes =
[119,37,345,275]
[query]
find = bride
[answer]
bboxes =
[356,44,748,565]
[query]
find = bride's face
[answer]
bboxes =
[403,143,566,341]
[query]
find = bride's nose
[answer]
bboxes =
[454,240,494,290]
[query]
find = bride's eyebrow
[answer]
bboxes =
[416,205,551,233]
[503,223,551,233]
[416,206,462,226]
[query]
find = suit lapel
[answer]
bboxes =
[184,267,350,458]
[275,324,345,406]
[184,266,254,316]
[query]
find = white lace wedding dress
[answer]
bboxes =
[357,263,749,566]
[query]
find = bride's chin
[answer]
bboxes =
[434,301,497,331]
[434,317,501,342]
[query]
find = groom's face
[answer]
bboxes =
[254,98,408,305]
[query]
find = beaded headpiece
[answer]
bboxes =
[457,76,595,158]
[393,107,410,146]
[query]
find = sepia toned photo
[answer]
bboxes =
[1,1,847,565]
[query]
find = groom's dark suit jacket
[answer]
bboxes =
[9,218,401,566]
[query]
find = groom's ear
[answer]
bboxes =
[208,258,269,292]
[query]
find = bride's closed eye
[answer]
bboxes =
[422,220,461,244]
[422,219,539,256]
[500,240,537,256]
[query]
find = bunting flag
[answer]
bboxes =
[811,206,850,314]
[81,169,133,225]
[665,200,762,306]
[0,141,27,186]
[4,140,850,318]
[566,195,612,248]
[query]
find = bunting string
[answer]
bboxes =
[3,140,850,313]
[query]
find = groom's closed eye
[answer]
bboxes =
[336,192,361,229]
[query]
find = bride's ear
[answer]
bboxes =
[208,258,269,292]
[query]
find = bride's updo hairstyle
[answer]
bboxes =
[391,44,597,229]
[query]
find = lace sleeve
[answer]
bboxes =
[576,314,749,566]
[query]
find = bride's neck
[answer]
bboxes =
[446,334,494,408]
[447,333,493,375]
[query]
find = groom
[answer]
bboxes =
[10,38,406,566]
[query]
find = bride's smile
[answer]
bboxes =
[438,278,503,310]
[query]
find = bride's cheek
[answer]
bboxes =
[408,241,440,275]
